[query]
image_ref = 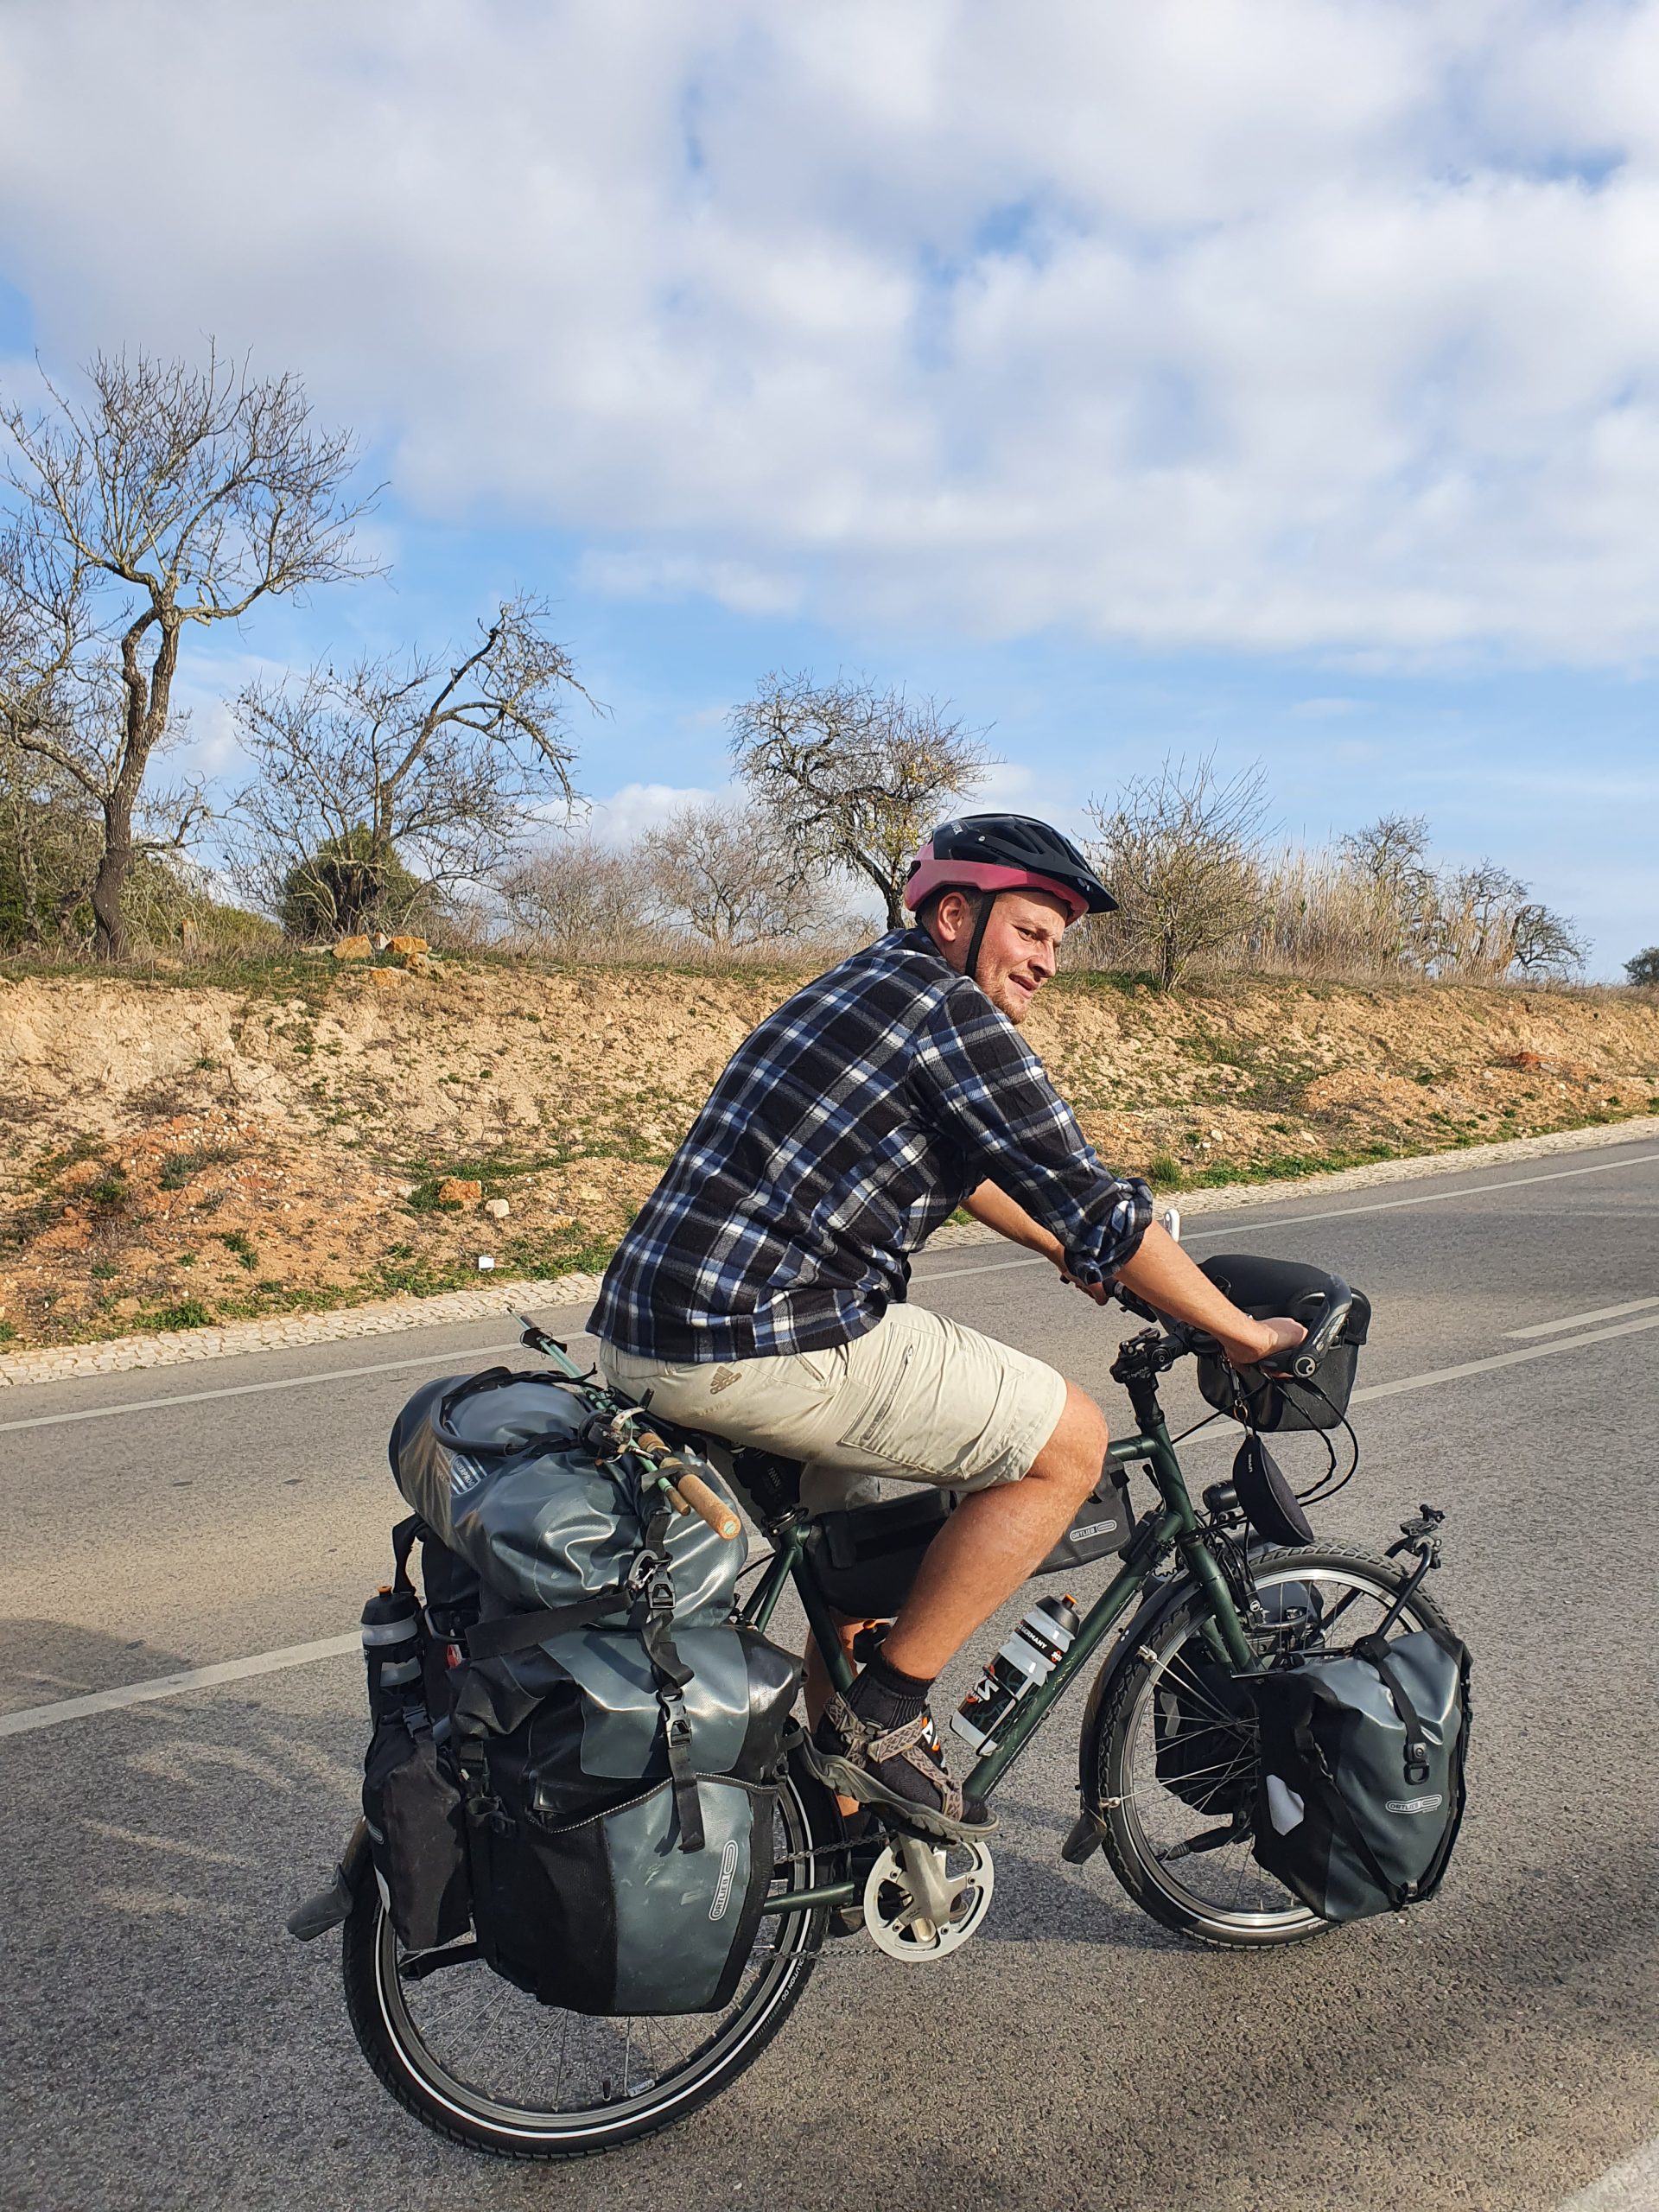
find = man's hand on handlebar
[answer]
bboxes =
[1215,1312,1308,1372]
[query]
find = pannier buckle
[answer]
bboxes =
[626,1547,666,1597]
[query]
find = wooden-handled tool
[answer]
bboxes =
[672,1470,742,1541]
[632,1427,742,1541]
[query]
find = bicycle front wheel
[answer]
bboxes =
[342,1748,836,2159]
[1090,1545,1459,1950]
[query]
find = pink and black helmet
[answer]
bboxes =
[904,813,1117,925]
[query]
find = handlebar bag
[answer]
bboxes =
[377,1370,800,2013]
[1195,1255,1372,1432]
[1245,1627,1471,1923]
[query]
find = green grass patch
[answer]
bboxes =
[159,1144,243,1191]
[215,1229,258,1270]
[145,1297,213,1332]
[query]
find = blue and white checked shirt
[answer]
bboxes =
[591,929,1154,1363]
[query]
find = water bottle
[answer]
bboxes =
[951,1593,1083,1752]
[361,1583,425,1724]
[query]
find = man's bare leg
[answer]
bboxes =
[879,1382,1108,1681]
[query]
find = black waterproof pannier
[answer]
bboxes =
[1246,1627,1471,1923]
[376,1366,800,2016]
[1194,1255,1371,1432]
[358,1517,472,1954]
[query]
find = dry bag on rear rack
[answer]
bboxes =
[389,1366,801,2015]
[1246,1627,1471,1923]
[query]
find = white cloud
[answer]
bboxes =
[582,781,734,845]
[7,3,1659,658]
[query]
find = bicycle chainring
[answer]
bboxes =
[861,1835,995,1962]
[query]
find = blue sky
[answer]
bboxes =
[1,2,1656,972]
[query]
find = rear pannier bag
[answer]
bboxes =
[389,1367,800,2016]
[1246,1628,1471,1923]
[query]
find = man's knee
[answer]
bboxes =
[1028,1382,1109,1500]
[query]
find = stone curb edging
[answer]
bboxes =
[3,1115,1655,1390]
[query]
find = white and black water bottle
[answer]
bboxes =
[361,1583,424,1723]
[951,1592,1083,1752]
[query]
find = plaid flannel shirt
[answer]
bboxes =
[591,928,1153,1363]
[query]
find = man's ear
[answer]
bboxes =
[931,888,973,941]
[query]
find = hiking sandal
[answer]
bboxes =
[805,1694,996,1846]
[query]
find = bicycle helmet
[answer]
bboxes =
[905,813,1116,984]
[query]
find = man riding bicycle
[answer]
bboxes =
[592,813,1305,1843]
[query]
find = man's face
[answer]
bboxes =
[925,887,1069,1024]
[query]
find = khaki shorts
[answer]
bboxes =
[597,1300,1069,1515]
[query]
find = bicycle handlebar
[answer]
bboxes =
[1114,1272,1356,1382]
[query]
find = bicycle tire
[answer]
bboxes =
[1090,1544,1459,1950]
[342,1747,837,2159]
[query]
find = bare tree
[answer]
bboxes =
[640,799,817,950]
[0,738,99,946]
[495,836,654,957]
[730,671,995,928]
[1085,754,1268,988]
[1509,900,1588,981]
[1338,813,1438,970]
[229,596,592,937]
[0,346,372,957]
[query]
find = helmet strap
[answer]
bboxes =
[964,890,998,988]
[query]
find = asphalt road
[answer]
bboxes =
[3,1135,1656,2212]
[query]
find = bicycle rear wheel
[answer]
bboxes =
[342,1748,836,2158]
[1090,1545,1459,1949]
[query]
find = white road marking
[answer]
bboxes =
[0,1633,359,1741]
[3,1147,1655,1433]
[918,1147,1659,1286]
[1554,2136,1659,2211]
[1506,1296,1659,1338]
[1350,1309,1659,1403]
[5,1304,1659,1745]
[0,1341,524,1433]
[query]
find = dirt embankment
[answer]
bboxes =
[3,957,1656,1351]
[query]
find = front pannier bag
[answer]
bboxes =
[388,1367,800,2015]
[1247,1628,1471,1923]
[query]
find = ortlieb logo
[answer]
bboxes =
[1386,1793,1444,1815]
[709,1839,741,1921]
[1069,1516,1122,1543]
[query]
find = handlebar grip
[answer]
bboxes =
[1265,1281,1354,1381]
[673,1471,743,1542]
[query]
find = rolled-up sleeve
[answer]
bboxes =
[912,985,1154,1284]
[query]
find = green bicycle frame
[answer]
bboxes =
[751,1406,1255,1916]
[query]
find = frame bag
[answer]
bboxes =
[1247,1628,1471,1923]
